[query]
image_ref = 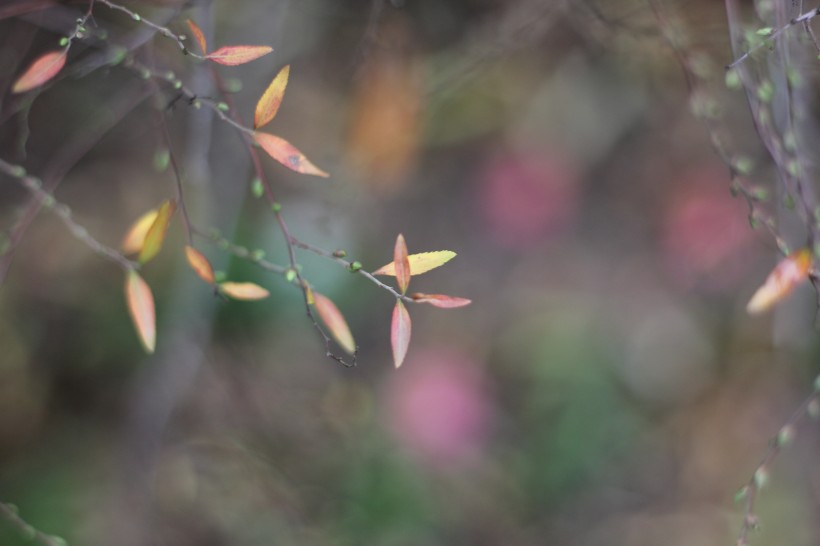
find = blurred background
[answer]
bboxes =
[2,0,820,545]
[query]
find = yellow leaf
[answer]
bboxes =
[125,270,156,353]
[254,65,290,129]
[372,250,456,276]
[122,208,159,255]
[12,50,66,94]
[254,132,329,177]
[138,200,176,264]
[313,292,356,354]
[185,246,215,284]
[747,248,812,314]
[220,282,269,300]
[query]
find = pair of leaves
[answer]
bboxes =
[12,50,67,94]
[187,20,272,66]
[184,245,270,300]
[379,235,471,368]
[746,248,812,314]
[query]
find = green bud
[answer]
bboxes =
[285,269,297,282]
[783,193,795,210]
[214,271,227,283]
[217,102,229,112]
[349,261,362,272]
[725,68,742,90]
[250,249,266,261]
[59,37,69,47]
[251,178,264,198]
[776,425,794,447]
[732,156,754,176]
[153,149,170,172]
[271,202,282,213]
[225,78,243,93]
[132,13,141,21]
[756,80,774,103]
[333,249,347,258]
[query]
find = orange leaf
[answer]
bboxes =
[747,248,812,314]
[12,50,67,94]
[220,282,269,300]
[391,300,411,368]
[206,45,272,66]
[372,251,456,276]
[138,200,176,264]
[122,208,159,255]
[394,233,410,295]
[125,270,156,353]
[411,293,472,308]
[313,292,356,354]
[185,246,215,284]
[254,132,329,177]
[254,65,290,129]
[186,19,208,55]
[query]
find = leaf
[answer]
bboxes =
[391,300,411,368]
[254,65,290,129]
[394,233,410,295]
[122,208,159,255]
[125,270,156,353]
[313,292,356,354]
[185,246,215,284]
[187,19,208,55]
[372,250,457,276]
[12,50,67,94]
[254,132,329,177]
[747,248,812,314]
[411,293,472,308]
[220,282,270,300]
[138,200,176,264]
[206,45,273,66]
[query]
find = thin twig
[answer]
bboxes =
[727,5,820,69]
[0,501,67,546]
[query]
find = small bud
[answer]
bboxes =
[776,425,794,447]
[734,486,749,503]
[285,269,297,282]
[732,156,754,176]
[251,178,264,198]
[173,80,183,90]
[10,165,26,178]
[225,78,243,93]
[754,467,768,489]
[59,37,69,47]
[349,261,362,272]
[153,149,170,172]
[271,202,282,213]
[332,249,347,258]
[250,249,266,261]
[725,68,742,90]
[217,102,229,112]
[808,398,820,419]
[132,12,141,21]
[214,271,227,283]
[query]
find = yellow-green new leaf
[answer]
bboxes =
[313,292,356,354]
[185,246,215,284]
[254,65,290,129]
[220,282,269,300]
[747,248,812,314]
[373,250,456,276]
[138,200,176,264]
[125,270,156,353]
[122,208,159,255]
[254,132,329,177]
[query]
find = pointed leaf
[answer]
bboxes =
[12,50,67,93]
[122,208,159,255]
[220,282,269,300]
[394,233,410,294]
[254,132,329,177]
[125,270,156,353]
[254,65,290,129]
[313,292,356,354]
[206,45,272,66]
[185,246,215,284]
[391,300,411,368]
[411,293,472,308]
[373,250,457,276]
[747,248,812,314]
[138,200,176,264]
[186,19,208,55]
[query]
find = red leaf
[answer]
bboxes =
[372,251,456,276]
[125,270,156,353]
[313,292,356,354]
[254,65,290,129]
[138,200,176,264]
[394,233,410,295]
[12,50,67,94]
[206,45,272,66]
[121,208,159,255]
[391,300,411,368]
[410,293,472,308]
[747,248,812,314]
[185,246,215,284]
[186,19,208,55]
[220,282,270,300]
[254,132,329,177]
